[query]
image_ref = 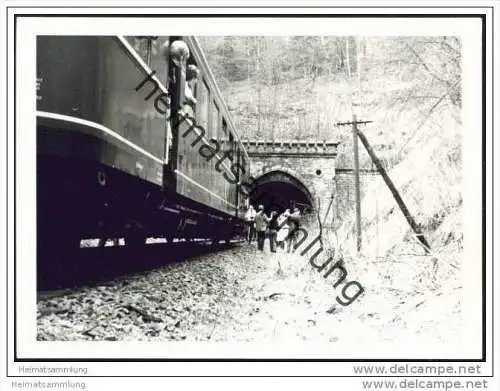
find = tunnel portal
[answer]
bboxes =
[248,170,314,214]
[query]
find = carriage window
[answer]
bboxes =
[222,118,228,141]
[235,145,241,181]
[124,36,152,65]
[211,102,220,140]
[196,79,209,133]
[149,36,169,85]
[123,36,170,86]
[228,133,235,162]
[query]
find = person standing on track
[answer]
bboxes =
[254,204,271,251]
[245,204,257,244]
[267,210,279,253]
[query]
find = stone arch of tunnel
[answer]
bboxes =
[248,170,314,214]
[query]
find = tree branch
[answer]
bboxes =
[405,43,452,87]
[415,78,461,130]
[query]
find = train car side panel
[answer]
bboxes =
[37,36,169,185]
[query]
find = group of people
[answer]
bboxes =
[244,204,302,253]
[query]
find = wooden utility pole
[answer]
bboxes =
[336,119,431,252]
[336,118,369,252]
[352,114,362,252]
[355,128,431,253]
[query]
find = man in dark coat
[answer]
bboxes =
[254,205,271,251]
[267,210,279,252]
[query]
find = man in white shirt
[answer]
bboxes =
[245,204,257,243]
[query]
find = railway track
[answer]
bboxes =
[36,243,268,342]
[38,239,243,291]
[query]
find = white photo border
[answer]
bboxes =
[2,4,497,379]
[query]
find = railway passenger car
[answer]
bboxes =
[36,36,250,271]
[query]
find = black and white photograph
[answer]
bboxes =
[34,33,468,345]
[1,3,498,386]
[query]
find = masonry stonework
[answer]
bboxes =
[242,141,337,215]
[332,170,379,226]
[242,140,379,225]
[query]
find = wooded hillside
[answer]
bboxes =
[198,36,461,170]
[197,37,465,334]
[199,35,463,262]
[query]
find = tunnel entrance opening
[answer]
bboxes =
[248,171,314,214]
